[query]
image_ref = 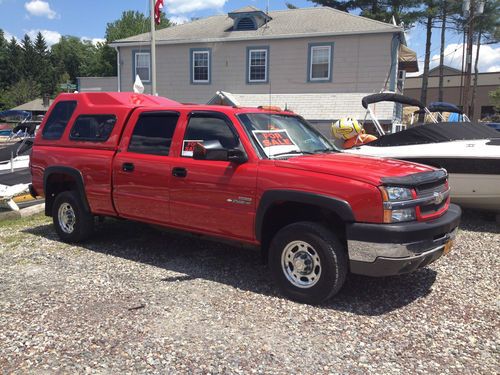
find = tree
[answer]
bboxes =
[33,32,56,95]
[310,0,422,27]
[102,10,173,76]
[286,2,298,9]
[418,1,439,120]
[21,34,37,81]
[489,87,500,111]
[0,79,40,108]
[0,30,9,91]
[5,37,22,88]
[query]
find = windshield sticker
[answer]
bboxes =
[182,140,203,157]
[252,130,300,157]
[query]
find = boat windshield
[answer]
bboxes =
[237,113,338,159]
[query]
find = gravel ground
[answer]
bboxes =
[0,211,498,374]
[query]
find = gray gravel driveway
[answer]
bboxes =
[0,211,498,374]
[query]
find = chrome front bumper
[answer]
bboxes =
[346,204,461,277]
[348,228,458,263]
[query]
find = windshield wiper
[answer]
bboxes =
[270,150,315,158]
[312,148,336,154]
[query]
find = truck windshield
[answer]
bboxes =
[237,113,338,159]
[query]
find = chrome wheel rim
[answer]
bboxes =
[58,203,76,234]
[281,240,321,288]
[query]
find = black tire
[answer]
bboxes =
[52,190,94,243]
[268,221,348,304]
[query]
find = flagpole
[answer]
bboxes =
[150,0,157,95]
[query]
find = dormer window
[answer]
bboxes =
[228,6,272,32]
[236,17,257,31]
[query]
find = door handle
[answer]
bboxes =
[122,162,135,172]
[172,167,187,178]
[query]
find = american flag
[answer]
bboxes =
[154,0,164,25]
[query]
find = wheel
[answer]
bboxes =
[268,221,348,304]
[52,191,94,243]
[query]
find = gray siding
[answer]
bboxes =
[78,77,118,92]
[118,33,395,103]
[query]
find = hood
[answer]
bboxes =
[274,153,433,186]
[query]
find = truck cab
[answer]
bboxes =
[31,92,461,304]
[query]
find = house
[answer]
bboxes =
[77,77,119,93]
[11,96,54,117]
[405,65,500,120]
[109,6,418,131]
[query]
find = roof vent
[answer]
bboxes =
[236,17,256,30]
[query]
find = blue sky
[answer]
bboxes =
[1,0,498,73]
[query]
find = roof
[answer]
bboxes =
[230,6,261,14]
[208,91,396,121]
[52,92,181,109]
[428,65,462,76]
[111,7,401,46]
[12,98,55,112]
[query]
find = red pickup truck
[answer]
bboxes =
[30,92,461,304]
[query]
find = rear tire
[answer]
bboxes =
[268,221,347,304]
[52,191,94,243]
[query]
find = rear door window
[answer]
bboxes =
[70,115,116,142]
[128,112,180,156]
[42,101,77,140]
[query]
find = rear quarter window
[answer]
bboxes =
[69,115,117,142]
[42,101,77,140]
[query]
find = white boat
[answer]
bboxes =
[343,93,500,212]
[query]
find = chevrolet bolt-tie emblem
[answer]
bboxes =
[432,191,444,205]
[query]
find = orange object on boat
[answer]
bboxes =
[343,133,377,149]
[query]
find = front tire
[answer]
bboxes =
[52,191,94,243]
[268,222,347,304]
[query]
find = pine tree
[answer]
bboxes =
[33,32,56,95]
[21,35,37,80]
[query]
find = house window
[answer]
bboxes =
[309,44,332,81]
[191,49,210,84]
[134,52,151,82]
[248,48,268,83]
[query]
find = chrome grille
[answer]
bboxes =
[416,180,448,215]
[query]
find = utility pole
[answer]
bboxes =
[150,0,157,95]
[462,0,475,117]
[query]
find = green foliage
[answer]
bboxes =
[0,79,41,108]
[310,0,423,27]
[490,87,500,111]
[286,2,299,9]
[0,10,173,110]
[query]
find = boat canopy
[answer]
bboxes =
[366,122,500,147]
[361,93,425,109]
[0,110,31,120]
[427,102,463,114]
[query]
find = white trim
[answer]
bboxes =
[109,29,401,48]
[135,52,151,83]
[192,50,210,83]
[248,49,268,83]
[309,45,331,81]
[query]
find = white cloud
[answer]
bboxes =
[25,0,58,19]
[3,30,17,42]
[407,43,500,77]
[430,43,500,73]
[26,29,61,46]
[165,0,227,15]
[81,37,106,45]
[170,15,189,24]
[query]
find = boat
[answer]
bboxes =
[342,93,500,212]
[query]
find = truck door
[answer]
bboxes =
[112,111,180,224]
[169,111,258,241]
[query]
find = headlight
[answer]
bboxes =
[384,186,413,201]
[380,186,416,223]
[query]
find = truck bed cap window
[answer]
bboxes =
[42,101,77,140]
[70,115,116,142]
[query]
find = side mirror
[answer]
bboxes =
[193,140,247,164]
